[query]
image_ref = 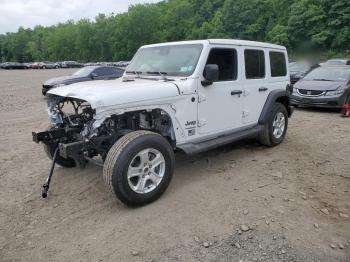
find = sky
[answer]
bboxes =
[0,0,161,34]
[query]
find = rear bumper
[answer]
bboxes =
[290,94,346,108]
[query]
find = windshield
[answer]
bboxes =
[327,60,346,65]
[72,67,94,77]
[289,63,310,73]
[127,44,203,77]
[303,67,350,81]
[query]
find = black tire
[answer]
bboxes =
[43,126,76,168]
[259,103,288,147]
[344,94,350,106]
[103,130,175,207]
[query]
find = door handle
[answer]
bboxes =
[259,87,268,92]
[231,90,243,96]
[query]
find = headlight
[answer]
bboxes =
[325,87,345,96]
[53,83,66,88]
[293,88,298,94]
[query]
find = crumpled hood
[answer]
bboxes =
[44,75,88,86]
[295,80,344,91]
[47,78,180,108]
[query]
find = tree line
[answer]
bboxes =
[0,0,349,62]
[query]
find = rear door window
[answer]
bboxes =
[244,49,265,79]
[270,51,287,77]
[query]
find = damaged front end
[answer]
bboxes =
[34,95,174,166]
[33,95,175,198]
[33,95,99,168]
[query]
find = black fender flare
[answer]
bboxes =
[258,90,293,125]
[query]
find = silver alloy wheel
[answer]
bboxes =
[127,148,166,194]
[272,112,286,139]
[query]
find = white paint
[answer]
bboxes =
[47,39,290,146]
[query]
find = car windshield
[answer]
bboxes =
[327,60,346,65]
[303,67,350,81]
[289,63,310,73]
[72,67,94,77]
[127,44,203,77]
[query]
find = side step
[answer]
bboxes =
[178,125,263,155]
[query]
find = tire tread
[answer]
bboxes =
[103,130,156,195]
[259,102,288,147]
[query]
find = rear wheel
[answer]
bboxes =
[259,103,288,147]
[103,130,175,206]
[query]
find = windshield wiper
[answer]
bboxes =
[126,71,142,77]
[146,71,174,81]
[124,71,160,81]
[312,78,333,82]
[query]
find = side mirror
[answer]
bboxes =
[202,64,219,86]
[91,72,98,79]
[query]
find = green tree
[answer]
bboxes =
[288,0,329,50]
[0,0,348,62]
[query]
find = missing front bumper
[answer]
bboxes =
[32,129,66,143]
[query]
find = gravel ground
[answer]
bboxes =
[0,69,349,262]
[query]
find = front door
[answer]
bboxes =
[197,47,244,135]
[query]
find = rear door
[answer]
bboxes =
[242,48,269,124]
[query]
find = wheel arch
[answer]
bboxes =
[259,90,293,125]
[95,106,178,146]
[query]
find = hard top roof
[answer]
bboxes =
[142,39,286,50]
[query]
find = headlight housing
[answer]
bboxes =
[325,87,345,96]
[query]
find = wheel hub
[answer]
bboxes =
[272,112,286,139]
[127,148,166,194]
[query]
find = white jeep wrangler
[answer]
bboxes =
[33,39,293,206]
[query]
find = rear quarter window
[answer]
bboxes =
[270,51,287,77]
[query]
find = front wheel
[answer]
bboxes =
[103,130,175,206]
[259,103,288,147]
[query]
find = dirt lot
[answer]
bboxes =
[0,69,349,262]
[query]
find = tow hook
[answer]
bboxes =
[42,147,59,198]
